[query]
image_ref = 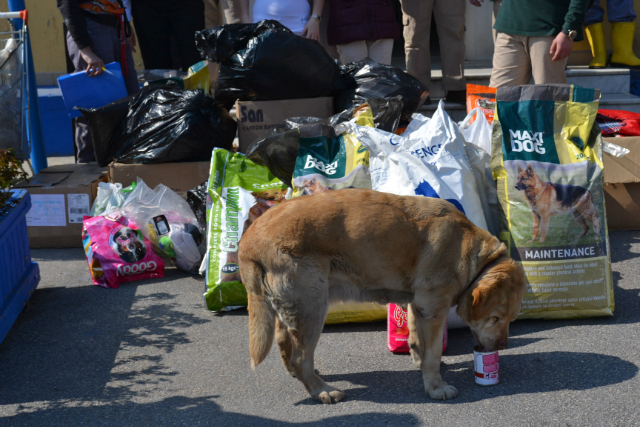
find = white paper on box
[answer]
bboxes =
[67,193,91,223]
[26,194,66,227]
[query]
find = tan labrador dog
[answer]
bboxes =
[239,189,526,404]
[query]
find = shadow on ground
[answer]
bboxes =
[2,395,420,426]
[298,351,638,406]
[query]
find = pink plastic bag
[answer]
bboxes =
[82,212,165,288]
[388,303,447,353]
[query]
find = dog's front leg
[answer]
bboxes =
[539,214,550,243]
[407,303,457,400]
[528,213,541,243]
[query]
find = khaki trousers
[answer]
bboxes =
[204,0,242,28]
[336,39,394,65]
[489,32,568,88]
[204,0,242,93]
[401,0,466,92]
[492,0,501,44]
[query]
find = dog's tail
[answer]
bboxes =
[244,260,276,369]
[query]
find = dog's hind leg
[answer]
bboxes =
[275,317,295,377]
[284,275,345,404]
[572,211,590,236]
[407,300,457,400]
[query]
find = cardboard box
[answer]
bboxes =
[603,136,640,230]
[108,161,210,199]
[235,97,333,153]
[14,163,108,248]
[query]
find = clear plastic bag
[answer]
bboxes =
[122,179,206,273]
[459,108,493,155]
[91,181,137,216]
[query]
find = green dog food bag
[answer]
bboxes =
[202,148,288,311]
[491,85,614,320]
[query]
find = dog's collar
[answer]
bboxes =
[466,256,504,290]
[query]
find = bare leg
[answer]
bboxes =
[407,301,457,400]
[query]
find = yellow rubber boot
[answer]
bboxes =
[585,23,607,69]
[610,22,640,69]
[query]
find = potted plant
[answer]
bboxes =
[0,149,40,344]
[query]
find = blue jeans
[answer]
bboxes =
[584,0,636,26]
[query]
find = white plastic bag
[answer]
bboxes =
[122,179,205,273]
[353,100,489,231]
[458,108,492,155]
[91,182,126,216]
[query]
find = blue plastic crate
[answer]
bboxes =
[0,190,40,344]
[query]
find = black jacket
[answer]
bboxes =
[57,0,118,50]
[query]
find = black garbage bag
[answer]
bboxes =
[195,20,346,109]
[81,84,236,166]
[187,180,209,230]
[284,98,403,133]
[285,96,402,133]
[335,58,428,123]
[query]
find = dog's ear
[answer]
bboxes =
[470,260,526,321]
[310,177,317,185]
[526,164,534,174]
[516,164,523,174]
[470,279,500,321]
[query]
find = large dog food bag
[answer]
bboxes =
[492,85,614,319]
[352,100,489,231]
[202,148,288,311]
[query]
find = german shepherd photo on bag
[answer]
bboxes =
[511,163,602,245]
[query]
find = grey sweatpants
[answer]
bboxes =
[66,18,139,163]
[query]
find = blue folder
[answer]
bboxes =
[57,62,129,119]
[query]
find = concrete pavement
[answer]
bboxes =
[0,231,639,426]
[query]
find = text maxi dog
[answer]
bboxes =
[491,84,614,320]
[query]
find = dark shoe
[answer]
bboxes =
[445,90,466,104]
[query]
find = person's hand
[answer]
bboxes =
[550,32,573,61]
[469,0,484,6]
[80,47,105,76]
[128,27,137,53]
[301,18,320,41]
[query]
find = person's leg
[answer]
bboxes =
[203,0,221,28]
[366,39,394,65]
[401,0,434,92]
[434,0,466,100]
[168,0,206,71]
[336,40,369,65]
[584,0,605,26]
[489,33,532,87]
[607,0,636,23]
[492,0,501,44]
[529,36,568,84]
[220,0,243,24]
[66,20,123,163]
[132,0,173,69]
[609,0,640,67]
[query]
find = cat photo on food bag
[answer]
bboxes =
[514,163,601,244]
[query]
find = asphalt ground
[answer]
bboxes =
[0,231,639,426]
